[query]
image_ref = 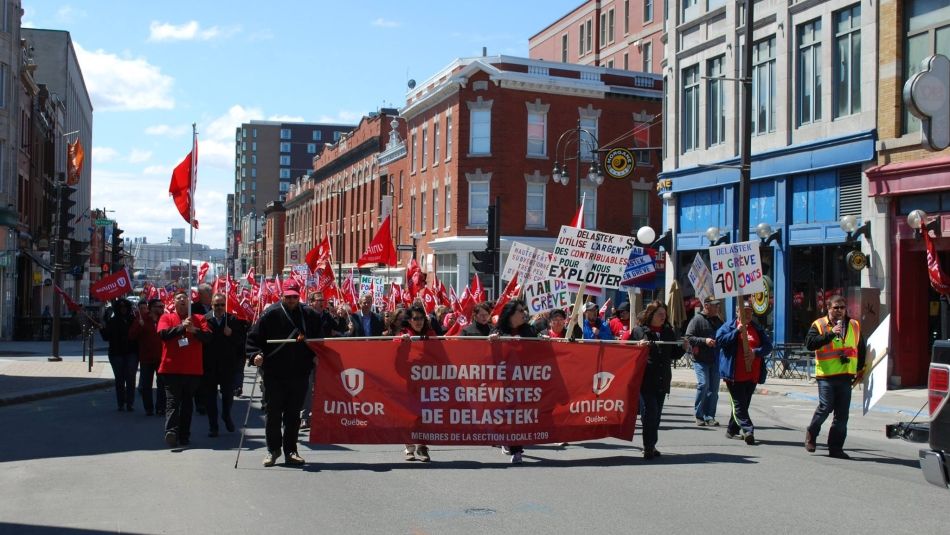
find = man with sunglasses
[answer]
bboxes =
[201,293,247,437]
[804,295,866,459]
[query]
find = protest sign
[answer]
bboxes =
[308,338,648,445]
[549,226,635,290]
[708,240,765,298]
[523,278,571,315]
[620,246,658,289]
[501,242,551,285]
[687,253,715,302]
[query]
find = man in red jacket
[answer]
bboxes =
[129,299,166,416]
[158,290,211,448]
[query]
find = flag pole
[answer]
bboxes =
[189,123,197,315]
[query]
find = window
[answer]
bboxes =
[562,34,569,62]
[709,0,726,9]
[279,181,290,192]
[798,19,822,125]
[469,107,491,155]
[280,128,291,140]
[432,187,439,230]
[242,127,247,138]
[280,155,291,166]
[434,122,441,162]
[678,188,724,232]
[644,0,653,22]
[312,130,322,141]
[586,19,593,53]
[280,169,291,179]
[468,181,489,226]
[422,126,429,169]
[607,59,614,69]
[411,132,418,172]
[903,1,950,129]
[0,63,8,107]
[580,184,597,229]
[632,190,649,229]
[608,9,615,42]
[445,183,451,228]
[421,191,427,230]
[600,12,608,46]
[334,131,343,141]
[280,142,290,152]
[252,128,257,138]
[252,142,257,151]
[752,37,777,135]
[307,143,317,153]
[750,181,777,224]
[579,115,598,161]
[834,5,862,119]
[624,1,630,33]
[526,183,546,228]
[446,115,453,160]
[624,53,629,70]
[251,168,256,177]
[436,253,459,293]
[707,55,725,146]
[251,155,256,164]
[579,23,586,55]
[792,173,838,224]
[681,65,699,152]
[683,0,699,21]
[410,196,416,233]
[527,107,547,157]
[642,42,652,72]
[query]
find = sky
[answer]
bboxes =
[22,1,582,250]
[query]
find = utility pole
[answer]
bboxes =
[738,0,755,244]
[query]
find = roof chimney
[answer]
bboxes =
[482,47,487,57]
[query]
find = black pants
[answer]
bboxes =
[108,353,138,409]
[162,374,201,441]
[203,375,234,431]
[138,362,165,414]
[262,372,309,454]
[639,389,666,452]
[725,380,757,436]
[807,377,852,452]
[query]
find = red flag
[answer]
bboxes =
[449,286,461,315]
[53,284,82,313]
[245,267,258,288]
[471,274,485,303]
[90,269,133,301]
[420,287,437,314]
[67,139,84,186]
[306,234,333,273]
[389,283,403,312]
[444,313,469,336]
[491,273,521,317]
[356,215,397,267]
[599,297,612,320]
[434,277,450,307]
[197,262,210,284]
[341,272,358,309]
[168,133,199,229]
[569,193,585,228]
[406,258,421,297]
[924,230,950,296]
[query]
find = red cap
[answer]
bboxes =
[281,279,301,297]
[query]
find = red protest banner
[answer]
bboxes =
[308,339,648,445]
[90,269,133,301]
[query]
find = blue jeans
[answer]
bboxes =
[807,377,852,452]
[693,360,720,421]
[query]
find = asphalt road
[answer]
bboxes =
[0,378,945,535]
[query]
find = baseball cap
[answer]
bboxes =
[281,279,301,297]
[616,302,631,312]
[584,302,598,312]
[703,296,722,305]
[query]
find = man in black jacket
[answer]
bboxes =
[247,279,323,467]
[685,297,724,426]
[349,292,384,337]
[202,293,247,437]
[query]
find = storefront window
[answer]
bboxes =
[435,253,458,293]
[788,245,861,342]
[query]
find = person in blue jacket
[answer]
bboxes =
[582,302,614,340]
[715,299,772,445]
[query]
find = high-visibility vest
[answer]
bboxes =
[811,317,860,378]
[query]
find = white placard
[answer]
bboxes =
[549,226,635,290]
[687,253,715,302]
[501,242,551,285]
[708,240,766,298]
[862,314,890,415]
[522,279,571,316]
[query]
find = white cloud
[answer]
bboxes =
[315,110,362,124]
[143,165,172,176]
[371,18,400,28]
[56,5,87,22]
[93,146,119,163]
[145,124,190,137]
[74,42,174,111]
[199,104,263,169]
[148,21,237,42]
[128,149,152,164]
[268,114,306,123]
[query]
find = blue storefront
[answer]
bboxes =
[659,130,875,343]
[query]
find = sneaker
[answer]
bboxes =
[643,449,656,460]
[501,446,512,455]
[804,431,816,453]
[695,418,707,426]
[742,432,756,446]
[511,452,523,464]
[557,442,569,447]
[416,446,430,462]
[404,448,417,461]
[262,451,279,467]
[705,418,720,427]
[828,450,851,460]
[725,430,740,440]
[164,431,178,448]
[299,419,310,431]
[285,452,305,465]
[224,419,235,433]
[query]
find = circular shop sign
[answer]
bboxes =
[752,275,771,316]
[603,148,636,179]
[846,250,868,272]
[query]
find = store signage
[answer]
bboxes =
[846,250,868,272]
[603,148,635,179]
[904,54,950,151]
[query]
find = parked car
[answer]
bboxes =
[919,340,950,490]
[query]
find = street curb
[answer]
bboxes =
[670,380,782,397]
[0,380,113,407]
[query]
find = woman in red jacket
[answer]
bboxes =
[129,299,166,416]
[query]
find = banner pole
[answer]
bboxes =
[564,282,587,340]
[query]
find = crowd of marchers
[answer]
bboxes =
[97,279,866,467]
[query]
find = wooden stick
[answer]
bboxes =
[564,282,587,340]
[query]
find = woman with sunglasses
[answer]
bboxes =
[490,299,536,463]
[631,300,680,460]
[398,304,436,462]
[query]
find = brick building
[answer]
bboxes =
[528,0,664,74]
[866,0,950,385]
[262,200,285,277]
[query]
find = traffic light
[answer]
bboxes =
[111,226,124,272]
[57,184,77,239]
[101,262,111,274]
[472,204,498,277]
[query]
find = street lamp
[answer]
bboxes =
[907,209,938,238]
[706,226,730,246]
[635,225,673,251]
[839,215,871,243]
[756,222,782,246]
[552,121,604,213]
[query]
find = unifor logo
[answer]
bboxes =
[592,371,615,395]
[340,368,365,397]
[117,276,127,288]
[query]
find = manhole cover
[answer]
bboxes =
[464,508,496,517]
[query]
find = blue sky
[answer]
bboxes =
[23,1,581,249]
